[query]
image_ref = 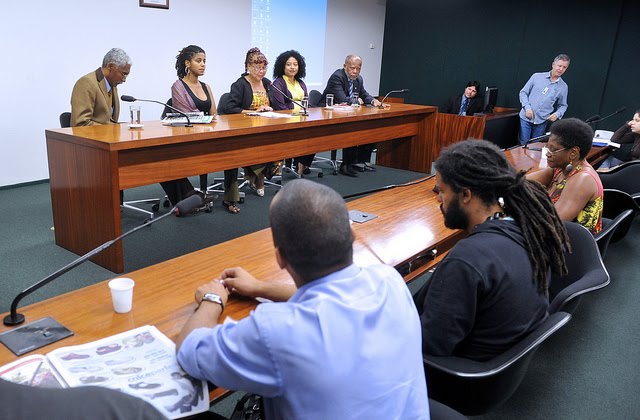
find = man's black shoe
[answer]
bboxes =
[339,164,359,177]
[363,162,377,172]
[351,163,365,172]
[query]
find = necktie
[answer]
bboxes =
[459,97,468,115]
[348,80,354,98]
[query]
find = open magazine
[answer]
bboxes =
[0,325,208,419]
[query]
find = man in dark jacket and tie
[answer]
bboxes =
[440,81,484,116]
[322,55,382,177]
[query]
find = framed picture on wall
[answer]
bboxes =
[139,0,169,9]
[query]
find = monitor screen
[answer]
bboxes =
[484,87,498,113]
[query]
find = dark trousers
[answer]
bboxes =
[160,178,195,205]
[342,143,376,166]
[293,153,315,168]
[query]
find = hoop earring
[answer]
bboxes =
[185,66,189,75]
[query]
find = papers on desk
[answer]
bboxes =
[246,111,296,119]
[0,325,208,419]
[592,130,619,147]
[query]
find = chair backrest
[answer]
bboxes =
[309,89,323,107]
[59,112,71,128]
[161,98,172,119]
[217,93,230,115]
[599,161,640,198]
[423,311,571,416]
[548,222,610,314]
[596,209,635,258]
[591,189,637,258]
[602,189,638,243]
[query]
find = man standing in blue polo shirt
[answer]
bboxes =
[518,54,570,144]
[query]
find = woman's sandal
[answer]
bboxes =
[222,201,240,214]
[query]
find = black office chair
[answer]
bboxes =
[548,222,610,314]
[599,160,640,206]
[602,189,638,242]
[594,189,637,258]
[59,112,160,218]
[423,311,571,416]
[428,398,467,420]
[308,89,323,107]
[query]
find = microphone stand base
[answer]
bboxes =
[0,316,73,356]
[3,313,25,326]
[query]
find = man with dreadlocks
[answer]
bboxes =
[415,139,569,362]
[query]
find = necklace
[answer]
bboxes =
[487,212,508,221]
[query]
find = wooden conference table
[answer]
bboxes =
[46,104,437,273]
[2,143,610,397]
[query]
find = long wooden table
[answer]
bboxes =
[46,104,438,273]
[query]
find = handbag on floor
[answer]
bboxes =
[229,393,264,420]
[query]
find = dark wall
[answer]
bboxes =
[381,0,637,130]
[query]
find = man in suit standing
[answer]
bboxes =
[440,81,483,116]
[71,48,131,126]
[322,55,382,177]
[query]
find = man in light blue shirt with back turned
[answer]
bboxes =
[176,179,429,420]
[518,54,570,144]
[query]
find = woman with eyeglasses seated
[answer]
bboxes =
[527,118,603,234]
[270,50,314,176]
[598,108,640,170]
[224,47,281,198]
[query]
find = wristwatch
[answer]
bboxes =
[200,293,224,311]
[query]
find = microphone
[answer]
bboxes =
[523,133,551,151]
[121,95,193,127]
[3,195,204,326]
[379,89,409,108]
[269,79,308,115]
[584,114,600,124]
[586,107,627,124]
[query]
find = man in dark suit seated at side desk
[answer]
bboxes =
[175,179,429,419]
[414,140,569,361]
[321,54,382,177]
[439,80,484,116]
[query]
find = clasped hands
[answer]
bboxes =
[194,267,266,308]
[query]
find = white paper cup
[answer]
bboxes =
[108,277,135,313]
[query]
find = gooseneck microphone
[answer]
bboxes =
[584,114,600,124]
[269,79,308,115]
[586,107,627,124]
[3,194,203,326]
[523,133,551,151]
[121,95,193,127]
[379,89,409,108]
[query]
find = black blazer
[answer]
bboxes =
[225,74,272,114]
[440,93,484,116]
[321,68,375,105]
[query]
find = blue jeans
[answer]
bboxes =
[519,118,548,145]
[598,155,624,169]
